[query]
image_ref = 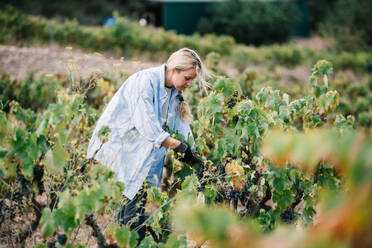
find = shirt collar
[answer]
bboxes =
[159,64,169,103]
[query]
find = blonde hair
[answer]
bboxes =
[166,48,213,123]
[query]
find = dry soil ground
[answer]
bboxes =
[0,43,315,83]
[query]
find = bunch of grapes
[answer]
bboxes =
[223,185,234,202]
[226,91,239,109]
[196,165,205,192]
[46,233,67,247]
[280,208,295,224]
[226,98,236,109]
[217,163,225,182]
[57,234,67,245]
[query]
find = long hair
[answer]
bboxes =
[166,48,213,123]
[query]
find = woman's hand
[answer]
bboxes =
[174,142,201,165]
[179,147,200,164]
[162,137,201,164]
[161,136,181,149]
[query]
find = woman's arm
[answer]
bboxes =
[129,74,171,149]
[161,136,181,149]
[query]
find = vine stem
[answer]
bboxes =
[8,189,14,248]
[16,197,44,246]
[85,213,119,248]
[72,224,81,243]
[133,197,177,232]
[0,177,10,188]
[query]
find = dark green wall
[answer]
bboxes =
[162,1,310,37]
[294,2,310,37]
[163,2,208,35]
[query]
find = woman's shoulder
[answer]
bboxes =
[136,64,165,79]
[121,64,165,92]
[127,64,165,86]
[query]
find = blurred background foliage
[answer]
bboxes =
[196,0,302,45]
[1,0,372,51]
[0,0,147,25]
[1,5,372,74]
[317,0,372,52]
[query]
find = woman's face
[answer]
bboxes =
[171,68,197,92]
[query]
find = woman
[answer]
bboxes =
[86,48,211,241]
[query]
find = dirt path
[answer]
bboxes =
[0,44,162,81]
[0,44,314,84]
[2,42,356,85]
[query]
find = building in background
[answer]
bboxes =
[148,0,224,35]
[147,0,309,37]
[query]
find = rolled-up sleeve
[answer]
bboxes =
[130,80,170,149]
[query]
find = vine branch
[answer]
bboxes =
[85,213,119,248]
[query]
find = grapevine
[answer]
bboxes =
[0,53,368,248]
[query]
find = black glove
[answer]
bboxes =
[174,143,201,164]
[173,142,188,153]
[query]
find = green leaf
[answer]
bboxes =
[309,75,317,87]
[312,60,333,76]
[181,174,198,194]
[98,125,111,144]
[213,77,241,97]
[273,189,292,210]
[303,206,315,221]
[138,236,157,248]
[53,201,78,234]
[204,185,218,204]
[0,149,8,158]
[198,92,224,117]
[115,226,138,248]
[273,177,284,191]
[160,234,187,248]
[215,138,225,160]
[40,208,55,238]
[247,122,259,139]
[236,99,253,117]
[174,163,193,181]
[45,140,68,173]
[77,190,97,213]
[147,187,163,204]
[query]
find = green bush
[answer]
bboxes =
[0,73,60,112]
[0,5,47,43]
[301,0,337,32]
[0,6,236,59]
[196,0,302,45]
[334,79,372,128]
[0,0,147,25]
[319,0,372,51]
[228,44,317,70]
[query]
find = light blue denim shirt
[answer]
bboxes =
[86,64,193,200]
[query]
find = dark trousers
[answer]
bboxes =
[117,186,148,243]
